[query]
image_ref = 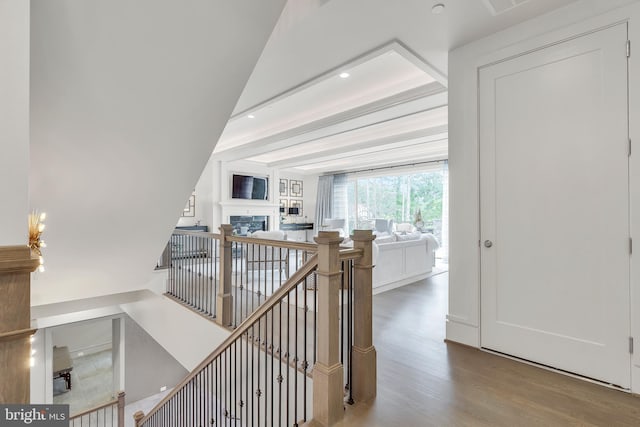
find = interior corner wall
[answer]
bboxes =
[447,0,640,348]
[28,0,287,306]
[212,159,222,230]
[124,315,188,403]
[51,317,113,358]
[303,174,319,224]
[0,0,29,246]
[448,0,640,392]
[279,172,319,223]
[29,328,47,404]
[176,156,215,229]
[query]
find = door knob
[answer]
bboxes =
[484,240,493,248]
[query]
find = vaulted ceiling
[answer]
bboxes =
[212,0,585,175]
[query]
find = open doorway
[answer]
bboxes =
[51,317,117,415]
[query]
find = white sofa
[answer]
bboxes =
[372,232,439,294]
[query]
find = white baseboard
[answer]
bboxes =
[71,342,112,358]
[632,364,640,394]
[372,272,430,295]
[445,319,479,348]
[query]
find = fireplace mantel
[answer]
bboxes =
[219,201,279,209]
[219,201,279,232]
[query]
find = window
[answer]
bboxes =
[342,162,448,258]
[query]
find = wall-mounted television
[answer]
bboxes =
[231,174,268,200]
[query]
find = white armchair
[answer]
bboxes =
[322,218,346,237]
[394,222,415,234]
[374,218,394,234]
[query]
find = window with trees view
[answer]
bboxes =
[343,162,448,254]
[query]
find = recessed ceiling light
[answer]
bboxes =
[431,3,445,14]
[339,72,350,79]
[247,114,255,119]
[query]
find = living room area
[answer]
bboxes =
[171,40,449,292]
[173,155,449,293]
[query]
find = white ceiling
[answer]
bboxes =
[212,0,584,175]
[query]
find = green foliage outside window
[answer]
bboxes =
[346,171,444,236]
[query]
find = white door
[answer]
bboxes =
[480,23,630,388]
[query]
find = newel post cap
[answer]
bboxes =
[219,224,234,234]
[133,411,145,425]
[314,231,343,245]
[350,229,375,242]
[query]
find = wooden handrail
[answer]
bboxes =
[227,234,318,251]
[139,254,320,425]
[172,230,221,238]
[0,328,37,343]
[69,391,124,420]
[339,248,364,260]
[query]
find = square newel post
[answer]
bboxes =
[117,391,125,427]
[312,231,344,426]
[0,246,39,404]
[351,230,377,401]
[216,224,233,327]
[133,410,144,427]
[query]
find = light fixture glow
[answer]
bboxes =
[247,114,255,119]
[30,357,35,367]
[431,3,445,14]
[339,72,350,79]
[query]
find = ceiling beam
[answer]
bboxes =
[213,84,447,161]
[230,39,447,118]
[289,138,448,173]
[263,124,448,168]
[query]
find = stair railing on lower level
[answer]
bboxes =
[165,225,317,329]
[136,254,319,427]
[166,230,221,318]
[225,232,317,329]
[137,230,376,427]
[69,391,125,427]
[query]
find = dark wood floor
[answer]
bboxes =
[336,272,640,427]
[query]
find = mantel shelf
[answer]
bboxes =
[219,201,279,208]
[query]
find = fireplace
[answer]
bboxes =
[229,215,269,236]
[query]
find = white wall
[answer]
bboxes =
[28,0,287,306]
[0,0,29,246]
[279,171,318,224]
[30,328,48,404]
[51,317,112,358]
[121,293,230,371]
[176,156,215,230]
[124,315,188,403]
[448,0,640,391]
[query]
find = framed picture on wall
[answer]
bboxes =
[279,199,288,212]
[290,180,303,197]
[279,179,289,196]
[182,191,195,217]
[289,199,303,216]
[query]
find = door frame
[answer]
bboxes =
[446,1,640,394]
[477,22,631,388]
